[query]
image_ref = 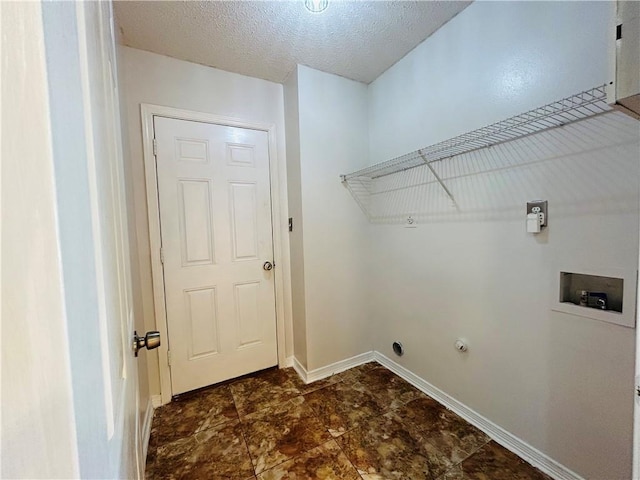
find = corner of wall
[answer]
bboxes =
[283,65,309,370]
[295,66,372,372]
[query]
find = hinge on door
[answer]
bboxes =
[153,138,158,156]
[160,247,165,264]
[167,350,171,366]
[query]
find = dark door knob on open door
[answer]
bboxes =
[133,331,161,357]
[263,261,274,271]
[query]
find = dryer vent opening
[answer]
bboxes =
[392,341,404,357]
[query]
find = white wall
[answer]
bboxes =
[368,1,614,164]
[293,66,372,371]
[366,2,637,479]
[1,2,80,477]
[118,46,293,396]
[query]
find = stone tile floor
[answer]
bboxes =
[145,362,551,480]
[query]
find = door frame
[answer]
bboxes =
[141,104,290,405]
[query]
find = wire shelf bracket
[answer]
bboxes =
[340,85,612,220]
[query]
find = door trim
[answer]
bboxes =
[141,104,290,405]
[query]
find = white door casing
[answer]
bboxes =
[154,117,278,395]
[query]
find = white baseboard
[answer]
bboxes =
[141,397,155,462]
[293,351,375,384]
[151,394,162,408]
[282,355,294,368]
[292,357,307,383]
[373,352,583,480]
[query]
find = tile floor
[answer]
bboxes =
[145,362,552,480]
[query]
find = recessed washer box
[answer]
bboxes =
[552,267,637,328]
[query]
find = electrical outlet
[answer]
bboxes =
[404,215,417,228]
[527,200,548,227]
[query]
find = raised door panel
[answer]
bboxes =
[227,143,255,168]
[229,182,258,261]
[176,138,209,164]
[184,287,219,359]
[178,179,214,266]
[233,282,261,348]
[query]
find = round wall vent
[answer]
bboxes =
[392,341,404,356]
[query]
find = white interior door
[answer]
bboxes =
[155,117,278,395]
[77,1,141,477]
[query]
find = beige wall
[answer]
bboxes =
[118,46,293,398]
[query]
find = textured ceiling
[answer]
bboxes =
[114,1,471,84]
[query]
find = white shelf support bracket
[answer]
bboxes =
[419,151,460,211]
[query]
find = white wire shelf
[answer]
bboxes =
[341,85,614,221]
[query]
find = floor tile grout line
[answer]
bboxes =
[330,424,366,479]
[298,380,369,479]
[238,388,319,421]
[368,367,521,479]
[247,433,341,477]
[229,379,261,479]
[238,426,259,478]
[242,414,334,476]
[158,388,245,446]
[321,437,365,480]
[433,437,494,480]
[390,401,487,480]
[237,376,341,477]
[308,374,406,480]
[305,366,475,480]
